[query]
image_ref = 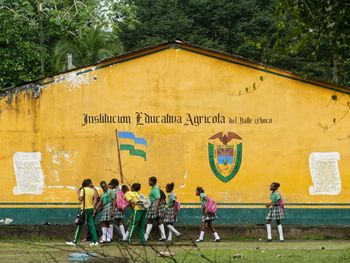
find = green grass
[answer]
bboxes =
[1,240,350,262]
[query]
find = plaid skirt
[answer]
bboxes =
[266,205,284,220]
[101,202,113,222]
[163,207,175,223]
[202,212,217,221]
[114,207,124,219]
[146,202,165,219]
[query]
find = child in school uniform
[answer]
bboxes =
[163,182,181,241]
[115,185,129,241]
[66,179,99,246]
[108,178,120,241]
[125,183,146,244]
[196,187,220,242]
[94,181,113,243]
[265,182,284,242]
[144,176,166,241]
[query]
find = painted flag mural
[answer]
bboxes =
[117,131,147,161]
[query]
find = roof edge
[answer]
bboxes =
[1,40,349,95]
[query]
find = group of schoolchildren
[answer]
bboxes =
[67,177,284,246]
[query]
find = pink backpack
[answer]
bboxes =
[117,191,128,211]
[206,196,217,213]
[173,195,181,215]
[279,193,284,210]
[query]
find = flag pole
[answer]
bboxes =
[115,129,124,184]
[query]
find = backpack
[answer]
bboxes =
[206,196,217,214]
[173,196,181,215]
[159,189,166,204]
[137,194,151,210]
[116,191,128,211]
[279,193,284,210]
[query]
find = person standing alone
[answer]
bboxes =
[265,182,284,242]
[195,186,220,242]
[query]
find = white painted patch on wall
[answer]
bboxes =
[309,152,341,195]
[53,70,95,90]
[179,171,187,189]
[46,145,75,165]
[0,218,13,225]
[12,152,45,195]
[65,72,92,91]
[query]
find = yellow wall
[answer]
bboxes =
[1,48,350,209]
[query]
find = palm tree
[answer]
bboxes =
[54,27,123,71]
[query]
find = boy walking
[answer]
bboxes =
[125,183,146,244]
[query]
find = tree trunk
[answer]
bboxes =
[332,55,342,84]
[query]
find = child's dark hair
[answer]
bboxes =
[196,186,204,194]
[272,182,280,189]
[166,182,175,192]
[100,180,107,187]
[82,179,91,187]
[121,185,129,192]
[149,176,157,184]
[110,178,119,187]
[132,183,141,192]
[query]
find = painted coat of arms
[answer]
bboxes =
[208,132,242,183]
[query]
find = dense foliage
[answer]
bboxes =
[0,0,349,89]
[274,0,350,85]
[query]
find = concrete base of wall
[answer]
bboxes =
[1,224,350,241]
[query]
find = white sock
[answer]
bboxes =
[213,232,220,240]
[119,225,126,240]
[266,224,272,240]
[277,224,284,241]
[101,227,107,242]
[159,224,166,239]
[198,231,205,240]
[107,225,113,241]
[167,230,173,241]
[144,224,153,241]
[167,224,180,236]
[124,230,129,241]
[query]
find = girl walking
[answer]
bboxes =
[116,185,130,241]
[109,178,120,241]
[163,183,181,241]
[94,181,113,243]
[265,182,284,242]
[144,176,166,241]
[195,187,220,242]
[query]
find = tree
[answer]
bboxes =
[117,0,193,51]
[0,0,51,88]
[118,0,277,64]
[0,0,127,89]
[54,27,123,71]
[274,0,350,85]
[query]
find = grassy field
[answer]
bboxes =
[1,240,350,262]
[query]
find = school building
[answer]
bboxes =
[1,40,350,225]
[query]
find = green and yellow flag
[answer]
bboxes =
[117,131,147,161]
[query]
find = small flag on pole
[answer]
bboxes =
[117,131,147,161]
